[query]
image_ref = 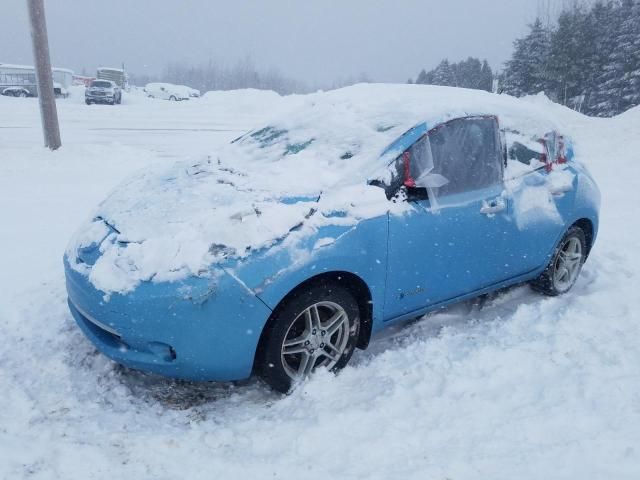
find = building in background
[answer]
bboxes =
[96,67,128,90]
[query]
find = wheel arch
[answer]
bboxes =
[253,271,374,373]
[572,217,594,256]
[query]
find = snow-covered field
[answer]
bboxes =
[1,87,639,479]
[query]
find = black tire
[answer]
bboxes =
[257,282,361,393]
[85,99,92,105]
[169,95,177,101]
[531,225,587,296]
[18,91,27,98]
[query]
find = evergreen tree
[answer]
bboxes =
[414,57,492,91]
[431,60,456,86]
[591,1,630,115]
[583,0,640,116]
[547,6,593,107]
[480,60,494,92]
[583,1,619,115]
[618,0,640,110]
[502,18,552,97]
[415,69,430,85]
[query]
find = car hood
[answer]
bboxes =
[66,153,392,296]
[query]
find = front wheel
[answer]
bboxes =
[257,283,360,393]
[531,226,587,296]
[169,95,177,101]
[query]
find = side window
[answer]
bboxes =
[429,117,502,196]
[385,116,503,201]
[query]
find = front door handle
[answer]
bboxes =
[480,198,506,215]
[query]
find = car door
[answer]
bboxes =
[384,116,517,320]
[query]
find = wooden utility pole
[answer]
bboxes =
[26,0,61,150]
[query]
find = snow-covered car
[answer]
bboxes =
[186,86,200,98]
[64,84,600,393]
[144,82,190,101]
[2,86,32,97]
[85,79,121,105]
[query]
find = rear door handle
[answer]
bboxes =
[480,198,506,215]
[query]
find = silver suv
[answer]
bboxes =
[85,79,122,105]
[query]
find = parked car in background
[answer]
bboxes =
[85,79,122,105]
[2,86,32,97]
[186,86,201,98]
[144,82,191,101]
[64,84,600,393]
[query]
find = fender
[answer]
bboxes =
[224,215,389,330]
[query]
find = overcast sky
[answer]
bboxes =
[1,0,555,86]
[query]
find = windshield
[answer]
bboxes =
[91,81,112,88]
[232,126,314,156]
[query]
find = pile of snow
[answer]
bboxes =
[615,103,640,121]
[2,85,640,479]
[67,84,566,295]
[201,88,288,114]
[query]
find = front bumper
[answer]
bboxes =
[64,257,272,381]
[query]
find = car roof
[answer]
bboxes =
[226,84,561,191]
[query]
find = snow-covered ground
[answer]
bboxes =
[1,88,639,479]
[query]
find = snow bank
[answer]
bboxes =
[201,88,288,112]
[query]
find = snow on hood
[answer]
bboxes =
[67,84,562,295]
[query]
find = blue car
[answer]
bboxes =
[64,85,600,392]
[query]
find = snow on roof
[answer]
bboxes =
[1,63,74,74]
[53,67,74,74]
[97,67,125,72]
[67,84,564,295]
[0,63,35,70]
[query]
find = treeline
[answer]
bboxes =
[129,58,374,95]
[502,0,640,116]
[129,58,309,95]
[410,57,494,92]
[162,58,308,95]
[410,1,640,117]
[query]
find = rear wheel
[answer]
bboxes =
[17,91,28,98]
[85,99,92,105]
[169,95,177,101]
[257,283,360,393]
[531,226,587,296]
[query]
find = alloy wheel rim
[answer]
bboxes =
[281,301,350,380]
[553,236,583,292]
